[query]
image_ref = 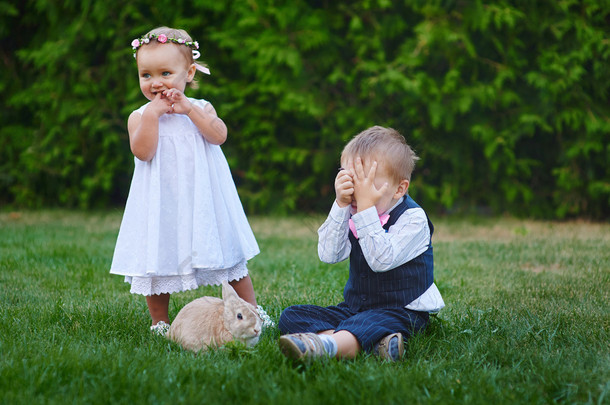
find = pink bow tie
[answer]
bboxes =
[349,213,390,239]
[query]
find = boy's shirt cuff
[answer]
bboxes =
[329,200,351,224]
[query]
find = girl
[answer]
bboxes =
[110,26,272,334]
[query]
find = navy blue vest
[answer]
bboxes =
[343,196,434,311]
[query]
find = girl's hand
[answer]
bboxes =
[164,88,193,115]
[147,92,173,117]
[335,161,354,208]
[352,157,388,212]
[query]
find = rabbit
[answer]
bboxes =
[167,281,262,352]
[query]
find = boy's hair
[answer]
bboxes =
[341,126,419,183]
[139,26,200,89]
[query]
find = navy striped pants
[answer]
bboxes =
[278,302,429,351]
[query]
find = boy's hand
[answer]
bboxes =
[164,88,193,115]
[335,164,354,208]
[352,156,388,212]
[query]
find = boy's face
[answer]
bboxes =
[341,156,408,215]
[136,44,195,101]
[373,164,403,214]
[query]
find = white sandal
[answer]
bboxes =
[257,305,276,328]
[150,321,170,336]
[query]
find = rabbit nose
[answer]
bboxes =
[254,328,260,335]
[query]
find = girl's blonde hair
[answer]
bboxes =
[136,26,205,89]
[341,126,419,183]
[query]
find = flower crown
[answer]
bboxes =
[131,33,199,54]
[131,33,210,74]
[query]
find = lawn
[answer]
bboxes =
[0,211,608,404]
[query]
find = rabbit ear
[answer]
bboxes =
[221,280,240,301]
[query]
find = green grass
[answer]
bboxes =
[1,211,608,404]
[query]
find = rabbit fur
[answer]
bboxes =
[167,281,262,352]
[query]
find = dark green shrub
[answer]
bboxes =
[1,0,609,218]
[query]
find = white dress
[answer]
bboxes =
[110,98,260,295]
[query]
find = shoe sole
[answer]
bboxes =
[279,335,306,359]
[377,333,404,361]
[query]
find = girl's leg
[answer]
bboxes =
[230,275,257,306]
[146,293,170,325]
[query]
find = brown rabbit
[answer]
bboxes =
[167,281,262,352]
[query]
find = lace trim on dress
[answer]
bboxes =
[125,261,249,296]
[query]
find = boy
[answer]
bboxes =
[278,126,444,361]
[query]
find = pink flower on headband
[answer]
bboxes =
[131,39,140,48]
[158,34,168,43]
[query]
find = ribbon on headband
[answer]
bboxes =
[195,64,211,75]
[192,50,210,75]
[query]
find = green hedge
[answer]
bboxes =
[2,0,609,218]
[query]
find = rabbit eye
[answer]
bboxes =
[237,313,243,320]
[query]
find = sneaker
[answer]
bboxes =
[374,333,404,361]
[257,305,276,329]
[150,321,170,336]
[279,333,328,360]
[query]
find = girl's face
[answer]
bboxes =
[136,44,195,101]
